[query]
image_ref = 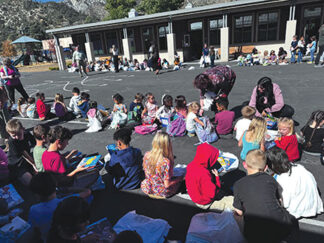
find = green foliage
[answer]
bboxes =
[137,0,184,15]
[105,0,136,20]
[49,67,59,71]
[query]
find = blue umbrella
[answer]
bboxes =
[12,36,41,44]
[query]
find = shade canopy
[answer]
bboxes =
[12,36,41,44]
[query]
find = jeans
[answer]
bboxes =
[297,51,303,63]
[290,51,296,63]
[76,60,87,76]
[5,83,29,104]
[315,45,324,65]
[310,49,315,62]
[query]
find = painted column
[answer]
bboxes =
[220,14,229,62]
[285,5,297,57]
[122,27,132,60]
[53,35,66,71]
[85,32,95,63]
[167,33,176,64]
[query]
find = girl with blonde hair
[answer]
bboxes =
[186,101,204,137]
[141,132,183,198]
[238,117,267,160]
[53,93,73,121]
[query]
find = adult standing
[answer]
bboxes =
[193,65,236,115]
[249,77,294,118]
[0,58,29,107]
[72,46,87,77]
[150,51,161,75]
[315,24,324,67]
[111,44,119,73]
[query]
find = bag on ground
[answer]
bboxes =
[109,111,127,129]
[134,124,158,135]
[185,211,245,243]
[166,113,186,137]
[113,210,171,243]
[195,117,218,143]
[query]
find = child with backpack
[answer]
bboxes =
[156,94,174,126]
[186,102,204,137]
[77,92,90,118]
[275,117,299,161]
[141,93,158,124]
[128,93,144,124]
[175,95,187,118]
[85,101,103,133]
[238,117,266,161]
[214,97,235,137]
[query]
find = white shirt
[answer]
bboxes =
[234,118,251,141]
[186,112,197,132]
[276,164,323,218]
[69,95,81,114]
[156,105,174,120]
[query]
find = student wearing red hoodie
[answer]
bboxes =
[186,143,234,210]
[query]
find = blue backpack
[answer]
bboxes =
[195,117,218,143]
[166,113,186,137]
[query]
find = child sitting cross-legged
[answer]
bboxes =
[36,93,55,121]
[77,92,90,118]
[175,95,187,118]
[28,172,90,242]
[128,93,144,124]
[186,101,204,137]
[85,100,104,133]
[17,97,28,118]
[238,117,266,161]
[33,124,50,172]
[105,128,144,190]
[234,106,256,141]
[155,94,174,125]
[68,87,81,117]
[6,119,36,186]
[53,93,74,121]
[26,97,37,118]
[141,92,158,124]
[110,93,128,129]
[275,117,300,162]
[214,97,235,137]
[233,150,297,243]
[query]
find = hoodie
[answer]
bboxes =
[186,143,221,205]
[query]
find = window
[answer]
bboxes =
[209,19,223,45]
[142,27,154,52]
[90,33,104,55]
[234,15,252,43]
[258,12,278,41]
[105,31,118,54]
[158,25,169,51]
[304,7,322,18]
[190,22,202,31]
[126,29,136,53]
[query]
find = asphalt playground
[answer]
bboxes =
[13,63,324,242]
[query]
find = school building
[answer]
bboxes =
[46,0,324,70]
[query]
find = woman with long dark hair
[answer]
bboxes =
[193,65,236,115]
[249,77,294,118]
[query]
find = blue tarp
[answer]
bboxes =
[12,36,41,44]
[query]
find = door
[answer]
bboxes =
[302,6,322,43]
[189,21,203,59]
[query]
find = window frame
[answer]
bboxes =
[256,10,280,42]
[232,14,254,44]
[157,24,169,51]
[208,17,223,46]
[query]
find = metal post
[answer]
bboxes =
[292,5,296,20]
[85,32,90,43]
[123,27,128,39]
[168,18,173,33]
[289,5,292,20]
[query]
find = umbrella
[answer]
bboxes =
[12,36,41,44]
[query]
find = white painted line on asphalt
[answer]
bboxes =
[299,218,324,228]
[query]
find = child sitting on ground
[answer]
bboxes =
[233,150,297,243]
[142,92,158,124]
[113,93,127,114]
[77,92,90,118]
[33,124,50,172]
[262,50,270,66]
[128,93,144,123]
[53,93,73,121]
[36,93,54,121]
[86,101,103,133]
[278,47,288,64]
[175,95,187,118]
[234,106,256,141]
[6,119,36,185]
[238,117,266,161]
[214,97,235,137]
[300,110,324,154]
[105,128,143,190]
[28,172,90,241]
[275,117,300,161]
[26,97,37,118]
[156,95,174,125]
[110,93,128,129]
[269,50,277,64]
[186,102,204,137]
[17,97,28,117]
[68,87,81,117]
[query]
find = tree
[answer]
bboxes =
[1,40,17,57]
[137,0,184,15]
[105,0,136,20]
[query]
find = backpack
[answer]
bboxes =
[127,105,143,124]
[166,113,186,137]
[134,124,158,135]
[195,117,218,143]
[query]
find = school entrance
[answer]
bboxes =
[302,6,323,42]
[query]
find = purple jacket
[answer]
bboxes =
[248,83,284,117]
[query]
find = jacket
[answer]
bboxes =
[186,143,221,205]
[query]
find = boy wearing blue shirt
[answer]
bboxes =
[105,128,143,190]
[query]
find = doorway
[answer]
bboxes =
[189,21,204,60]
[302,6,322,43]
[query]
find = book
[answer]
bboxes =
[217,156,236,172]
[0,184,24,209]
[77,155,102,170]
[80,218,115,243]
[0,216,31,241]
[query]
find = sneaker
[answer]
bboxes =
[314,64,323,68]
[187,133,196,137]
[307,61,313,64]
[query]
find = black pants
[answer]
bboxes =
[6,83,29,104]
[113,55,119,72]
[272,104,295,118]
[315,45,324,65]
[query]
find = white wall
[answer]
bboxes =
[255,43,286,54]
